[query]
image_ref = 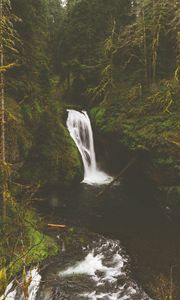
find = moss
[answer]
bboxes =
[6,97,33,163]
[6,77,83,189]
[90,79,180,182]
[0,204,59,292]
[19,103,83,187]
[25,228,58,264]
[21,210,58,266]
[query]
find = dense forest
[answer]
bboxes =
[0,0,179,299]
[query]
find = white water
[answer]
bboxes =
[0,268,41,300]
[1,242,152,300]
[60,249,125,285]
[66,109,113,185]
[0,281,16,300]
[59,239,151,300]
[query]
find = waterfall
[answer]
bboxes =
[66,109,112,185]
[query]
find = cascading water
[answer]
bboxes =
[1,239,152,300]
[66,109,112,185]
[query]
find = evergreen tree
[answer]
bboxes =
[115,0,179,86]
[58,0,132,103]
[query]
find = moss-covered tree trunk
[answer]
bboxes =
[0,0,7,220]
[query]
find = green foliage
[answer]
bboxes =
[114,0,179,86]
[90,107,106,128]
[144,80,179,114]
[20,94,83,186]
[90,77,179,175]
[0,0,179,295]
[58,0,131,102]
[8,0,64,101]
[4,0,178,189]
[24,211,58,264]
[0,0,20,65]
[0,197,58,295]
[6,97,32,163]
[2,1,82,188]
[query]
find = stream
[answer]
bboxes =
[2,110,180,299]
[3,237,151,300]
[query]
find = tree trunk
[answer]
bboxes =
[152,2,163,86]
[0,0,7,220]
[142,4,148,85]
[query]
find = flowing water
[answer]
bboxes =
[66,110,112,185]
[2,239,151,300]
[3,110,178,299]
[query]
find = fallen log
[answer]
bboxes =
[48,224,66,228]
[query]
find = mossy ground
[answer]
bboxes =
[0,202,59,295]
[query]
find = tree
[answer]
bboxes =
[88,20,119,103]
[115,0,179,86]
[9,0,64,102]
[0,0,19,219]
[58,0,132,102]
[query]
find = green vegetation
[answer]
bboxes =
[57,0,179,186]
[0,0,179,297]
[90,79,179,175]
[3,0,82,187]
[0,193,59,294]
[2,0,178,190]
[0,0,81,295]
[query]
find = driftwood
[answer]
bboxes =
[96,156,137,198]
[48,224,66,228]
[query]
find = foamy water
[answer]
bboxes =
[1,240,152,300]
[59,239,151,300]
[83,170,112,185]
